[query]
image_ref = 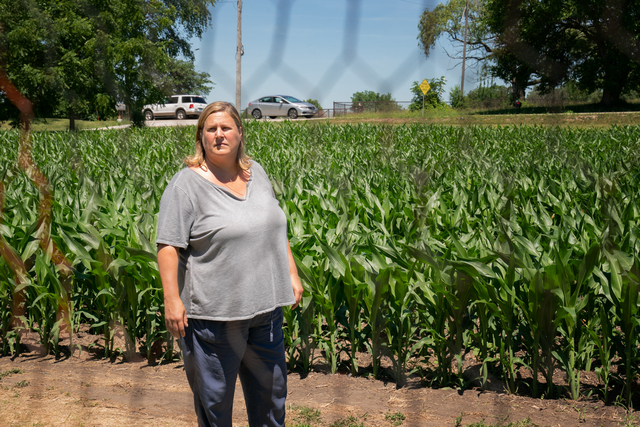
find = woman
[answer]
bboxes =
[156,101,303,427]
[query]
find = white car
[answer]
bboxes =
[142,95,207,120]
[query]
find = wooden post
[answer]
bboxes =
[236,0,242,111]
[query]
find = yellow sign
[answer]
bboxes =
[419,79,431,95]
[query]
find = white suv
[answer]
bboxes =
[142,95,207,120]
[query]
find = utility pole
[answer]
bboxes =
[236,0,242,111]
[460,0,469,103]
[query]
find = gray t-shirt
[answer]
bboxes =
[156,161,295,321]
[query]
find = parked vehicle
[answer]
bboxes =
[142,95,207,120]
[247,95,317,119]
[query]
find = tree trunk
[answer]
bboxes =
[68,108,76,131]
[511,77,526,101]
[599,47,629,108]
[600,89,622,107]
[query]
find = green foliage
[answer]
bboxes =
[153,60,214,98]
[0,0,217,128]
[526,84,602,106]
[467,84,508,101]
[385,412,405,426]
[349,91,397,113]
[328,416,365,427]
[292,405,322,424]
[350,91,394,104]
[409,77,447,111]
[449,84,465,108]
[304,99,322,110]
[463,84,510,110]
[418,0,491,62]
[483,0,640,106]
[0,123,639,407]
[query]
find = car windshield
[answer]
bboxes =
[193,96,206,104]
[282,96,301,103]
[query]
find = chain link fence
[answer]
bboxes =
[2,0,640,425]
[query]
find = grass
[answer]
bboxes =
[8,107,640,131]
[328,416,365,427]
[384,412,405,426]
[0,369,23,380]
[318,99,640,127]
[455,412,540,427]
[286,406,371,427]
[327,109,640,127]
[0,118,131,131]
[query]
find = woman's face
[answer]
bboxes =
[201,111,243,163]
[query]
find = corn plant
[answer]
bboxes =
[1,123,639,404]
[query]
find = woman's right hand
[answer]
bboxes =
[164,296,189,338]
[157,244,189,338]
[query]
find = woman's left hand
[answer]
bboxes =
[290,274,304,309]
[286,240,304,309]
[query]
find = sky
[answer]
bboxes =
[191,0,480,109]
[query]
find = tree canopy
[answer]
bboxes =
[484,0,640,106]
[418,0,494,65]
[350,90,394,104]
[0,0,216,128]
[419,0,640,107]
[409,77,447,111]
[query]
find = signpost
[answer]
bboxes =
[419,79,431,117]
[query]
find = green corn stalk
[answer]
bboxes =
[282,305,301,371]
[475,257,520,393]
[2,122,640,401]
[338,252,370,376]
[529,265,568,399]
[362,267,390,379]
[295,247,342,374]
[383,267,427,388]
[288,254,318,373]
[588,301,613,404]
[603,250,640,407]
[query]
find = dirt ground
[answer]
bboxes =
[0,331,638,427]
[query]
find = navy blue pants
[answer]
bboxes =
[181,308,287,427]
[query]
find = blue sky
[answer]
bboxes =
[192,0,480,109]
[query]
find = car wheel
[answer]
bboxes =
[176,109,186,120]
[252,109,262,119]
[288,108,298,119]
[144,110,154,121]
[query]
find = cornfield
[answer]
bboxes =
[0,123,639,404]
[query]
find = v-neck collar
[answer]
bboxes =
[187,166,253,201]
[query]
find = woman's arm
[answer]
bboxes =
[157,244,189,338]
[286,239,304,309]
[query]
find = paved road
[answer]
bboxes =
[95,116,322,130]
[145,118,199,127]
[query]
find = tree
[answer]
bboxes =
[418,0,540,102]
[448,85,465,108]
[483,0,640,107]
[152,59,214,98]
[350,90,394,104]
[304,99,322,110]
[409,77,447,111]
[350,91,397,112]
[418,0,495,72]
[0,0,217,129]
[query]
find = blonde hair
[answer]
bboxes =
[184,101,251,170]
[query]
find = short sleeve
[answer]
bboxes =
[156,183,195,249]
[252,162,277,199]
